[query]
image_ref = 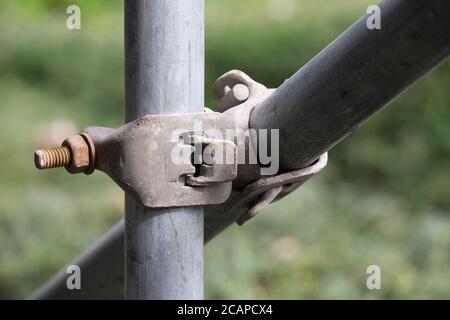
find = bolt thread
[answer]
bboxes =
[34,146,71,170]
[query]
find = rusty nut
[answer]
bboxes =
[62,135,90,174]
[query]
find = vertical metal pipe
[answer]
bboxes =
[124,0,204,299]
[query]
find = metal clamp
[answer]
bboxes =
[213,70,328,225]
[34,70,328,216]
[227,153,327,225]
[83,112,237,208]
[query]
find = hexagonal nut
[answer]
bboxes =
[62,135,90,174]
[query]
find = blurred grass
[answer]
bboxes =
[0,0,449,299]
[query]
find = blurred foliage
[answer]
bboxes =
[0,0,449,299]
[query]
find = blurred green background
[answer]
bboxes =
[0,0,449,299]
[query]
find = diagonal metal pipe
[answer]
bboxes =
[250,0,450,170]
[31,0,450,299]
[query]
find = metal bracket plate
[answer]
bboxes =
[226,153,328,225]
[84,112,237,208]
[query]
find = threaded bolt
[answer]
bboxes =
[34,146,72,170]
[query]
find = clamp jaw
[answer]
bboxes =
[82,112,237,207]
[34,70,327,224]
[214,70,328,224]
